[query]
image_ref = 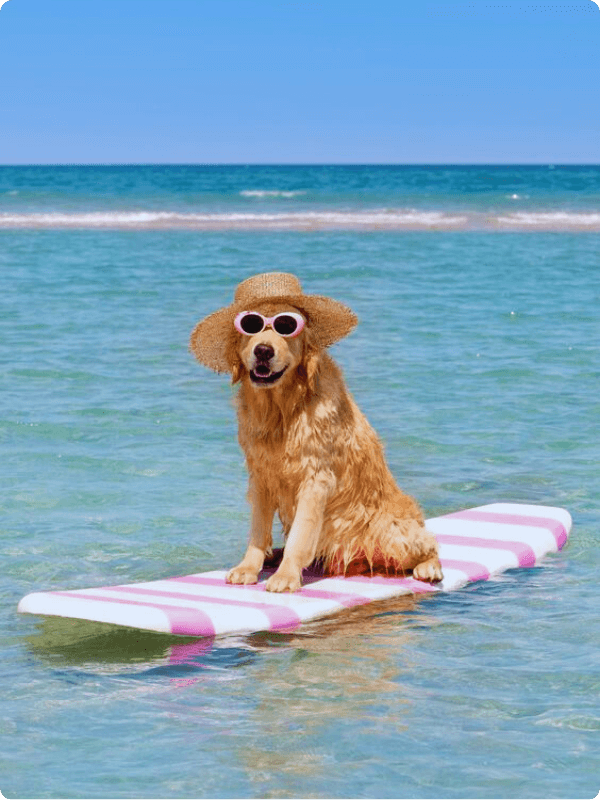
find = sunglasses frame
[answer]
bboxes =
[234,310,306,338]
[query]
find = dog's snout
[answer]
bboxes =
[254,343,275,362]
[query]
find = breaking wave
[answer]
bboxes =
[239,190,307,198]
[1,209,599,231]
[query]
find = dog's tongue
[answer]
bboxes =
[254,364,271,377]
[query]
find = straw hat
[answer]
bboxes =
[190,272,358,373]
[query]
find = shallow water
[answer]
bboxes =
[1,166,599,799]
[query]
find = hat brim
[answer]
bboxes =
[190,293,357,374]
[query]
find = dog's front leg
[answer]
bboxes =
[226,480,275,585]
[265,472,333,593]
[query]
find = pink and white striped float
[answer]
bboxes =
[18,503,571,638]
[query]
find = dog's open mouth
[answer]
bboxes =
[250,365,287,385]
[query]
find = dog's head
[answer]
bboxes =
[191,273,357,381]
[226,301,319,390]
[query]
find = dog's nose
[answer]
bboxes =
[254,344,274,362]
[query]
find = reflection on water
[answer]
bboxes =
[26,617,197,668]
[25,591,434,672]
[23,594,439,797]
[230,596,434,794]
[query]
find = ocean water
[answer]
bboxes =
[1,165,599,800]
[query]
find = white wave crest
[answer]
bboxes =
[0,209,468,230]
[1,208,599,231]
[239,190,307,198]
[495,211,600,227]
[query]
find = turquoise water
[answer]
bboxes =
[1,166,599,799]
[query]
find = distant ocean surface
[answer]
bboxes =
[2,164,600,231]
[2,165,599,800]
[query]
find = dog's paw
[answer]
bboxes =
[226,565,259,585]
[412,557,443,583]
[265,566,302,593]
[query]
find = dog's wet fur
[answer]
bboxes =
[221,300,443,593]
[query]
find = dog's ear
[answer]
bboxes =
[306,349,320,393]
[301,330,322,393]
[230,360,244,385]
[224,333,244,385]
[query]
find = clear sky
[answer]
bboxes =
[1,0,599,164]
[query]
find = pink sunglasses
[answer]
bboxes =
[234,311,306,338]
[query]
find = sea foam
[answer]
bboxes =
[495,211,600,228]
[0,209,467,230]
[239,190,307,198]
[1,209,599,231]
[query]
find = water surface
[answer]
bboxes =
[1,166,599,799]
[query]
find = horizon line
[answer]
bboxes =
[1,161,599,168]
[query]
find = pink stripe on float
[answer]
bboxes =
[445,510,568,549]
[298,588,373,607]
[173,574,263,589]
[346,575,440,594]
[172,572,370,608]
[98,585,301,632]
[173,572,429,603]
[434,533,536,567]
[53,591,216,637]
[438,559,490,582]
[394,577,442,594]
[173,571,440,599]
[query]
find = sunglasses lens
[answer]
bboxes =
[239,313,264,334]
[273,314,300,336]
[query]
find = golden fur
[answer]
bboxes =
[223,301,443,593]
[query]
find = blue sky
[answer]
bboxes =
[1,0,599,163]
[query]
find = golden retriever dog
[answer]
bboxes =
[190,272,442,593]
